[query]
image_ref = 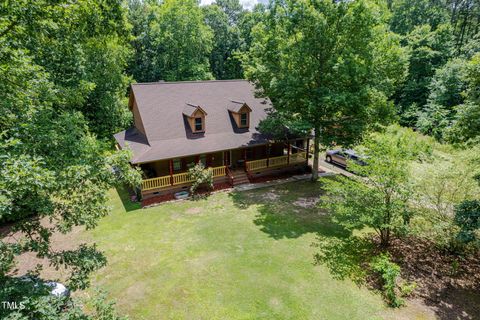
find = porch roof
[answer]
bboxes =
[115,130,270,164]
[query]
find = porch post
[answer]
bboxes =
[287,142,291,164]
[206,154,212,167]
[195,155,200,164]
[169,159,174,186]
[266,144,270,168]
[243,148,247,171]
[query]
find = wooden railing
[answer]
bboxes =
[209,166,226,177]
[269,155,288,167]
[141,165,227,190]
[245,151,307,172]
[245,159,268,171]
[172,172,195,185]
[141,175,171,191]
[290,151,307,163]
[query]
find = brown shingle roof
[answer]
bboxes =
[182,103,207,117]
[114,80,271,164]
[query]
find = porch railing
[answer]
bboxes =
[245,151,307,172]
[210,165,226,177]
[141,165,227,191]
[141,175,171,191]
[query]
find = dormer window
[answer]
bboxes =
[183,103,207,134]
[195,117,203,131]
[228,100,252,129]
[240,112,248,127]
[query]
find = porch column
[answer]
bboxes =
[206,154,212,167]
[169,159,174,186]
[287,142,291,164]
[243,148,247,171]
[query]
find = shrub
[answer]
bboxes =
[399,281,417,297]
[454,200,480,247]
[188,163,213,195]
[371,254,404,307]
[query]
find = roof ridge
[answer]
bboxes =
[132,79,248,85]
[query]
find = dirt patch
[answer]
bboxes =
[293,197,320,208]
[185,207,203,215]
[187,251,221,271]
[2,218,88,281]
[262,191,280,201]
[387,237,480,320]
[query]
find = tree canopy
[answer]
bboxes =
[1,0,140,317]
[245,0,407,179]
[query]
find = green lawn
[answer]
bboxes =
[82,182,431,319]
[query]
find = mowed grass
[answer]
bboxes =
[82,182,426,320]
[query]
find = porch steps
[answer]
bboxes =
[232,170,250,186]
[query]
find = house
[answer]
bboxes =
[114,80,310,199]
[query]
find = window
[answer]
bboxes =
[194,117,203,131]
[240,113,248,127]
[173,159,181,172]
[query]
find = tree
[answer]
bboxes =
[389,0,480,53]
[215,0,244,25]
[448,0,480,52]
[449,53,480,143]
[395,24,455,127]
[257,110,311,142]
[203,4,244,79]
[126,0,213,82]
[416,58,467,140]
[389,0,449,35]
[238,3,266,50]
[149,0,213,81]
[321,126,428,247]
[245,0,407,180]
[454,200,480,246]
[1,0,141,317]
[7,0,134,138]
[127,0,162,82]
[411,145,480,249]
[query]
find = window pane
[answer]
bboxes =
[173,159,181,171]
[240,113,248,126]
[195,117,203,131]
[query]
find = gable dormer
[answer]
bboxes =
[183,103,207,133]
[228,100,252,129]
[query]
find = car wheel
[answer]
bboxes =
[326,155,332,163]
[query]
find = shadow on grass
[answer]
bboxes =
[116,185,141,212]
[313,235,375,285]
[229,180,375,286]
[229,180,350,240]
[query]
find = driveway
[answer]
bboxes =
[315,158,355,178]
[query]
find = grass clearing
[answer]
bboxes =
[79,181,434,319]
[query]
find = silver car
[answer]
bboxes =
[325,149,366,168]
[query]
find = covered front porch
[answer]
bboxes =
[139,139,309,197]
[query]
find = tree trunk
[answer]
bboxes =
[380,228,390,247]
[311,126,321,181]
